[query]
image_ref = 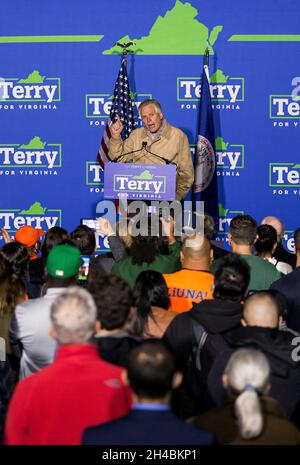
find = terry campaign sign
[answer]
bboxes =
[104,163,176,200]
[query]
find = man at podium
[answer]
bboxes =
[109,99,194,201]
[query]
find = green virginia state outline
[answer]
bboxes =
[215,137,229,150]
[19,136,46,149]
[103,0,223,55]
[18,70,45,83]
[19,201,46,215]
[133,170,153,180]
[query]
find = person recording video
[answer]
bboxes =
[71,225,97,285]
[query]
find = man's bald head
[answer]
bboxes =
[260,216,284,239]
[182,234,211,258]
[181,234,212,270]
[243,292,279,328]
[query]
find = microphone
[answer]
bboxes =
[142,141,177,165]
[112,143,147,163]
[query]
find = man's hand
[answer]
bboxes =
[0,228,12,244]
[160,216,176,244]
[96,218,115,236]
[110,114,123,139]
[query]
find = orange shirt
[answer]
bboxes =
[163,269,214,314]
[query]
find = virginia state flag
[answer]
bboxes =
[193,63,219,228]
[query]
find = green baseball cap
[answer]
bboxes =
[46,244,81,278]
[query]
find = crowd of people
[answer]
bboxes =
[0,212,300,445]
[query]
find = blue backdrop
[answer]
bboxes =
[1,0,299,252]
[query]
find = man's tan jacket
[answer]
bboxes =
[109,121,194,200]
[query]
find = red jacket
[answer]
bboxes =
[5,344,132,445]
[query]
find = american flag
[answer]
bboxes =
[97,58,135,168]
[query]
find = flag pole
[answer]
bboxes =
[204,47,210,67]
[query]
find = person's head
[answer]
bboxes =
[46,244,81,288]
[15,225,44,258]
[229,215,257,247]
[260,215,284,241]
[49,286,96,345]
[0,242,30,277]
[88,274,134,332]
[242,291,280,328]
[203,213,215,240]
[133,271,170,335]
[213,253,250,302]
[130,231,162,266]
[254,224,278,256]
[41,226,69,259]
[87,254,112,285]
[138,99,163,134]
[71,225,96,256]
[180,234,213,270]
[223,348,270,440]
[294,227,300,256]
[0,274,26,314]
[125,339,182,402]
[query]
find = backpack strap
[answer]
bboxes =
[189,314,208,371]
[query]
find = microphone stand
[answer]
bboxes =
[112,144,147,163]
[135,142,176,165]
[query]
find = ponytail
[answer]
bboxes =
[225,349,270,440]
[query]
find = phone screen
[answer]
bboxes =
[78,256,90,281]
[80,219,99,231]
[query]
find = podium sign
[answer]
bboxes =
[104,163,176,200]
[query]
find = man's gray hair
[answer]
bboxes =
[225,348,270,440]
[138,99,162,115]
[50,286,96,344]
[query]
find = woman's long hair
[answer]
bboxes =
[133,270,170,336]
[0,274,26,314]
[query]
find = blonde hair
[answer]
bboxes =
[225,348,270,439]
[116,219,133,248]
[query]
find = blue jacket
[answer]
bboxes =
[82,408,214,445]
